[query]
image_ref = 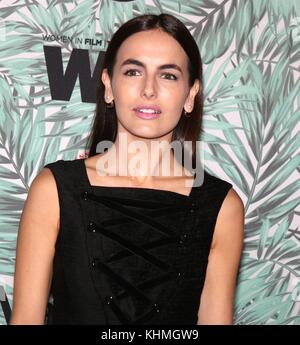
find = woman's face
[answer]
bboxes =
[102,29,199,141]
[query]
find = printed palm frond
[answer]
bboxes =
[60,0,99,38]
[201,53,260,195]
[98,0,136,41]
[235,213,300,324]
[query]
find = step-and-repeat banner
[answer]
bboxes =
[0,0,299,325]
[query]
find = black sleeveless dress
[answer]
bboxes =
[44,158,232,325]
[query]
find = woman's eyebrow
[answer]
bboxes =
[120,58,183,74]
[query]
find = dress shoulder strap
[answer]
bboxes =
[190,170,233,209]
[204,170,232,191]
[43,158,89,192]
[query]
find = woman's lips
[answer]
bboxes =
[134,109,161,120]
[133,106,162,120]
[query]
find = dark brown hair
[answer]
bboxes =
[86,13,203,165]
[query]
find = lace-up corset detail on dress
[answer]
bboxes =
[82,185,191,324]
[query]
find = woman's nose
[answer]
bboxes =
[141,76,157,99]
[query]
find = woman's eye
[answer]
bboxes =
[123,69,141,76]
[123,70,177,80]
[161,73,178,81]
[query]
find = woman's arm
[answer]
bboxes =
[197,188,244,325]
[9,168,60,325]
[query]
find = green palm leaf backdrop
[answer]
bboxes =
[0,0,299,325]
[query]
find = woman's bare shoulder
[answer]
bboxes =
[211,187,244,249]
[22,167,60,230]
[222,187,244,214]
[28,167,58,200]
[34,166,57,185]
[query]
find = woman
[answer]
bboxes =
[10,13,244,325]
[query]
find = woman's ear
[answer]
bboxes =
[101,68,114,100]
[184,79,201,113]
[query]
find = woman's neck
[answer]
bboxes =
[95,132,193,185]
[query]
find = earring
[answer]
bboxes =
[105,96,114,108]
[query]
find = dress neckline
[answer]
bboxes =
[80,158,196,199]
